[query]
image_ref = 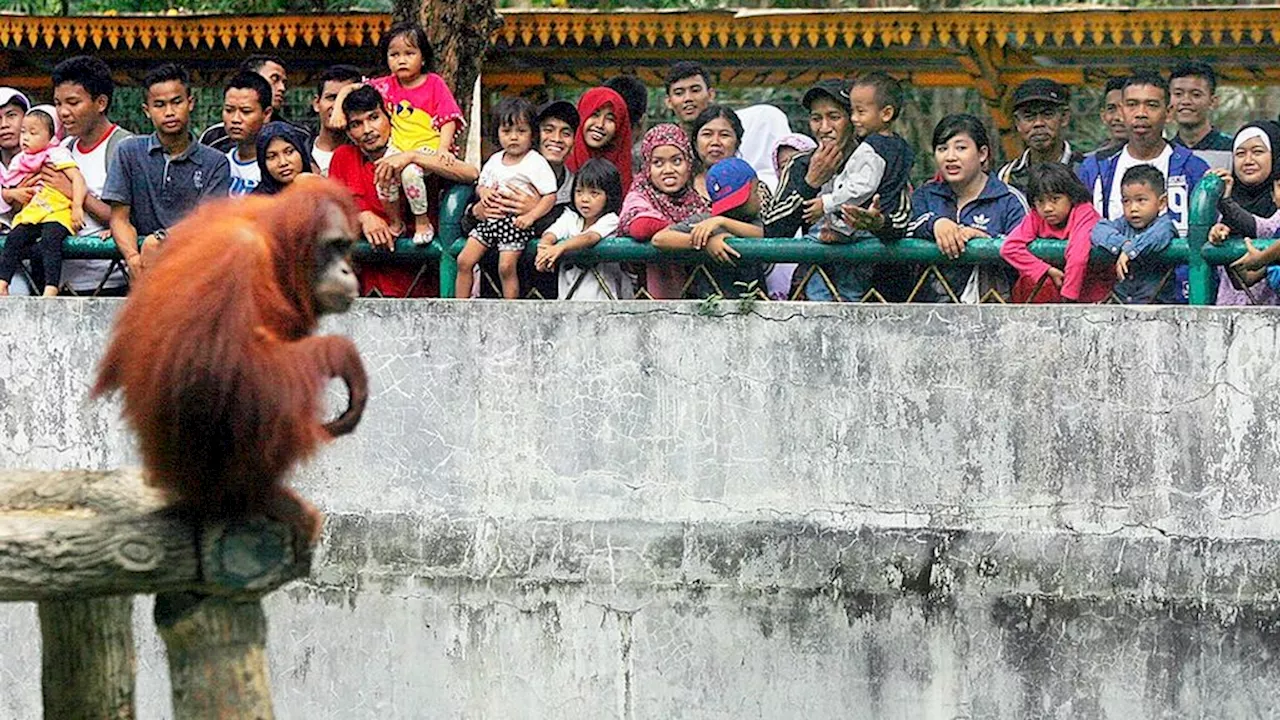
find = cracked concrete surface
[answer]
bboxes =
[3,299,1280,718]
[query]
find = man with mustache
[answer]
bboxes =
[329,85,477,297]
[997,79,1084,197]
[1078,71,1208,302]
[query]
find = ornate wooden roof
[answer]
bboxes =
[0,12,391,52]
[0,7,1270,163]
[0,8,1276,64]
[1,8,1279,114]
[494,7,1280,52]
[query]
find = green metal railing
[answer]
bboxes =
[443,173,1256,304]
[5,174,1269,304]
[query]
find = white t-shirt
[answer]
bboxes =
[478,150,558,198]
[60,125,129,292]
[227,148,261,196]
[311,143,334,177]
[543,210,630,300]
[1102,144,1173,228]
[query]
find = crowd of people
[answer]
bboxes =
[0,22,1273,304]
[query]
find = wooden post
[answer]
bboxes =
[0,469,312,719]
[39,597,137,720]
[155,594,274,720]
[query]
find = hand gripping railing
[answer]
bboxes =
[11,177,1263,304]
[440,175,1264,305]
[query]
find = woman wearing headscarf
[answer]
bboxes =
[566,87,633,191]
[1207,121,1280,304]
[736,104,792,193]
[619,123,710,299]
[253,121,315,196]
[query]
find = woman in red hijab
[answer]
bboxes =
[566,87,633,190]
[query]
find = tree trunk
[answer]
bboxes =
[40,597,137,720]
[398,0,501,156]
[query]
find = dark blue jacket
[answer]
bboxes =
[907,173,1028,241]
[1077,144,1209,232]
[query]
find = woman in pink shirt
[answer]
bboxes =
[1001,162,1112,303]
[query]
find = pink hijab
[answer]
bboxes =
[618,123,709,233]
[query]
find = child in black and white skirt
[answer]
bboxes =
[455,97,558,299]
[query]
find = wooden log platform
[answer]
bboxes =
[0,468,314,719]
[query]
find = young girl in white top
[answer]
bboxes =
[535,158,630,300]
[455,97,558,300]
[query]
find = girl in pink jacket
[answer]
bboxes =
[1001,163,1113,303]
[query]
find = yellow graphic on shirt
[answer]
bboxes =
[389,100,442,153]
[13,159,76,232]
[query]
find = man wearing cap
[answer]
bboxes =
[997,78,1084,197]
[472,99,579,298]
[0,88,35,294]
[0,88,31,226]
[762,78,858,239]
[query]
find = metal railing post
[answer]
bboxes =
[1187,173,1224,306]
[437,184,474,299]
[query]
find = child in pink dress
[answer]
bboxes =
[333,22,463,246]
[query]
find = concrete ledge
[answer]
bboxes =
[315,513,1280,609]
[4,299,1280,718]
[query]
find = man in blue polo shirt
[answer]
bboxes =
[103,63,230,279]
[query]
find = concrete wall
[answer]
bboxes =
[3,298,1280,719]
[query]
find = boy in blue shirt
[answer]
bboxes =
[1091,165,1178,304]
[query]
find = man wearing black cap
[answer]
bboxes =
[997,78,1084,197]
[472,99,579,298]
[762,78,858,239]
